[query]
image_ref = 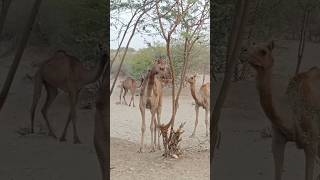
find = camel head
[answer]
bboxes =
[248,41,275,71]
[186,74,197,85]
[151,57,168,76]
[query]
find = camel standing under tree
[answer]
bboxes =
[118,76,144,107]
[138,58,168,153]
[186,74,210,137]
[30,45,106,144]
[249,41,320,180]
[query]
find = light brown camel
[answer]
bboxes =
[249,41,320,180]
[138,58,168,153]
[186,74,210,137]
[119,76,144,107]
[30,46,106,144]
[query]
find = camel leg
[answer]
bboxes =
[123,89,128,105]
[41,83,58,138]
[149,110,155,152]
[30,74,43,133]
[205,108,209,137]
[190,105,199,137]
[157,106,162,150]
[272,129,286,180]
[129,89,135,107]
[119,87,123,104]
[138,103,146,153]
[60,92,80,143]
[129,90,133,106]
[304,143,317,180]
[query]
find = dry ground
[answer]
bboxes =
[110,76,210,180]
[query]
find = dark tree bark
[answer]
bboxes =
[0,0,42,111]
[295,7,311,75]
[0,0,12,37]
[210,0,250,174]
[94,61,109,180]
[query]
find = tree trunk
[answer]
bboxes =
[0,0,12,38]
[0,0,42,111]
[211,0,250,171]
[295,8,310,75]
[94,64,109,180]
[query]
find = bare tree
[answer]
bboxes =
[0,0,43,111]
[110,0,156,95]
[211,0,250,169]
[156,0,209,157]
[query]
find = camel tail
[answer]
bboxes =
[30,72,43,133]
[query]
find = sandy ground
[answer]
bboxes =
[110,76,210,180]
[0,47,100,180]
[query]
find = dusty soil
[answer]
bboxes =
[0,47,100,180]
[110,76,210,180]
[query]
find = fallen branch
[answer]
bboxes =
[158,121,186,158]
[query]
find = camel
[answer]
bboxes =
[30,45,106,144]
[119,76,144,107]
[186,74,210,137]
[249,40,320,180]
[138,58,168,153]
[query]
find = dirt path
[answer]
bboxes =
[110,76,210,180]
[0,47,100,180]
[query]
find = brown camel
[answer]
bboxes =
[119,76,144,107]
[138,58,168,153]
[186,74,210,137]
[249,41,320,180]
[30,46,106,144]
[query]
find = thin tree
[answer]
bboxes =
[211,0,250,172]
[110,0,156,95]
[295,2,312,75]
[0,0,43,111]
[94,59,109,180]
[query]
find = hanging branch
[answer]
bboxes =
[0,0,43,111]
[110,0,156,95]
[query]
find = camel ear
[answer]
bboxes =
[267,40,274,51]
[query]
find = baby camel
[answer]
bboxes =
[30,46,106,144]
[119,76,144,107]
[249,41,320,180]
[186,74,210,137]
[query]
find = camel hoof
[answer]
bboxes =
[73,139,82,144]
[59,137,67,142]
[137,148,144,153]
[189,134,195,138]
[48,132,57,139]
[149,148,155,153]
[157,145,161,150]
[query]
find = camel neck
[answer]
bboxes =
[190,83,201,105]
[146,72,156,97]
[256,69,292,137]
